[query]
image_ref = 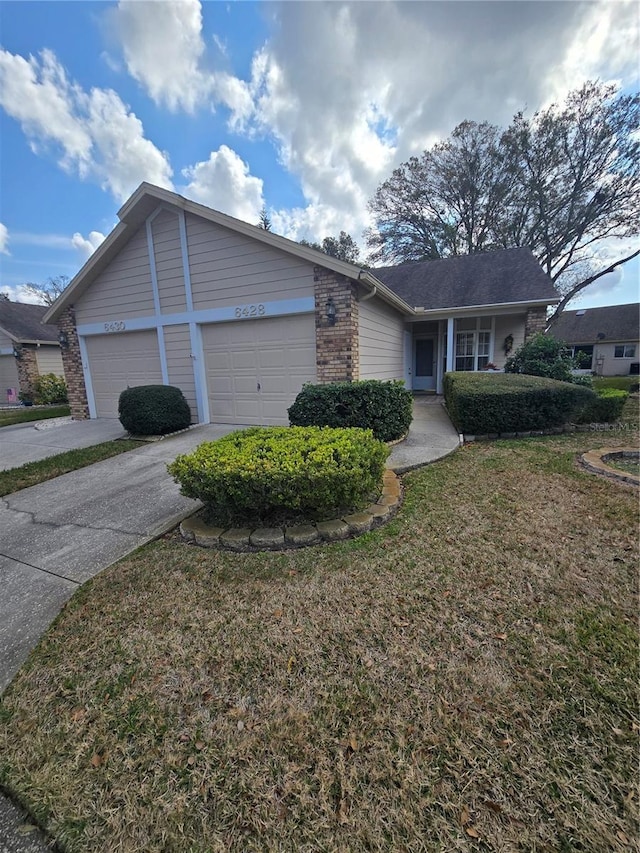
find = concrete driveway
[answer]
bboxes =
[0,423,239,691]
[0,417,127,472]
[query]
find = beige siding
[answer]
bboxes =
[358,296,405,380]
[494,314,526,368]
[0,355,20,398]
[594,341,639,376]
[164,324,197,419]
[152,210,187,315]
[0,328,14,348]
[186,215,314,310]
[76,226,155,324]
[85,330,162,418]
[35,346,64,376]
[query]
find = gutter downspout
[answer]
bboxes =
[356,271,377,303]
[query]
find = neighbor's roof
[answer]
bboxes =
[0,300,60,344]
[547,303,640,344]
[374,248,559,311]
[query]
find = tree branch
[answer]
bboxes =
[547,249,640,323]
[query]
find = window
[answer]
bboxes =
[614,344,636,358]
[454,319,494,371]
[572,345,593,369]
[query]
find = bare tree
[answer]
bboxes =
[22,275,71,306]
[367,82,640,315]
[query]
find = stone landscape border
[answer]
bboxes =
[180,469,402,551]
[580,447,639,487]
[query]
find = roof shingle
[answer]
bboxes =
[373,247,558,310]
[0,300,60,343]
[547,303,640,344]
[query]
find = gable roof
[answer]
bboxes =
[43,183,411,323]
[547,303,640,344]
[374,248,559,310]
[0,300,60,344]
[43,183,559,324]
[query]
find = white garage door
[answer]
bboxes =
[85,330,163,418]
[0,355,20,402]
[202,314,316,425]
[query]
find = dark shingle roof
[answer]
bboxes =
[547,303,640,344]
[373,247,558,310]
[0,300,60,343]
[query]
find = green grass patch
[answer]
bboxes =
[0,440,144,496]
[593,376,639,392]
[0,405,70,428]
[0,427,638,851]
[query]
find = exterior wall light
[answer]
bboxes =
[326,298,337,326]
[12,345,22,359]
[58,330,70,348]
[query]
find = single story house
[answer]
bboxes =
[44,183,559,424]
[0,299,64,403]
[547,303,640,376]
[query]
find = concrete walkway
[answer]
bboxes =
[0,399,459,852]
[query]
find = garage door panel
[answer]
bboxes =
[202,315,316,425]
[85,330,162,418]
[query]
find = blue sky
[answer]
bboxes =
[1,0,638,308]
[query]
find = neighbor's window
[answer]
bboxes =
[614,344,636,358]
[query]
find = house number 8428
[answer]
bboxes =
[235,303,265,319]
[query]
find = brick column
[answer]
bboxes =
[524,306,547,341]
[58,306,90,419]
[16,347,39,400]
[314,266,359,383]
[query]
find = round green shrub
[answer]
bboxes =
[573,388,629,424]
[168,426,389,526]
[288,380,413,442]
[33,373,68,404]
[118,385,192,435]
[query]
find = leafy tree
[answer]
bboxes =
[367,82,639,315]
[257,207,272,231]
[300,231,361,264]
[504,333,577,382]
[22,275,70,306]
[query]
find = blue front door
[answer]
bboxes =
[414,338,435,391]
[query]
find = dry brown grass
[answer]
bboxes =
[1,426,638,852]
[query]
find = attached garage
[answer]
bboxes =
[85,330,163,418]
[0,354,20,400]
[202,314,316,425]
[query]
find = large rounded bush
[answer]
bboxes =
[288,380,413,442]
[118,385,192,435]
[168,426,389,526]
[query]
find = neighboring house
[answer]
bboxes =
[0,299,64,403]
[43,182,559,423]
[547,303,640,376]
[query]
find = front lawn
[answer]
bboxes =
[0,428,638,851]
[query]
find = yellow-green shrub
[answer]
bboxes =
[168,426,389,525]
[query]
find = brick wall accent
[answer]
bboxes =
[58,306,90,419]
[314,266,359,383]
[524,306,548,341]
[15,346,39,400]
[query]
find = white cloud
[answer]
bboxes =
[181,146,264,223]
[110,0,252,123]
[1,284,47,304]
[243,1,639,247]
[72,230,106,258]
[0,47,173,201]
[0,223,9,255]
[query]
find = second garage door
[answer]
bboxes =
[85,330,163,418]
[202,314,316,425]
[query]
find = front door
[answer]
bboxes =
[414,337,435,391]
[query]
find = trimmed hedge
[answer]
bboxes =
[168,426,388,525]
[288,380,413,442]
[573,388,629,424]
[118,385,192,435]
[443,372,594,434]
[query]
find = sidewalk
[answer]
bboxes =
[0,399,459,852]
